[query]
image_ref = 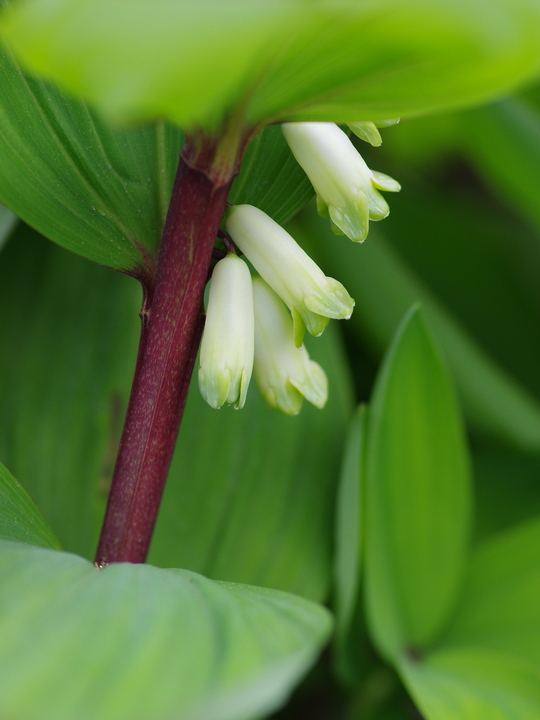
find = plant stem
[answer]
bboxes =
[95,132,246,566]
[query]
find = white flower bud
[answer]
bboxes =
[198,254,254,410]
[226,204,354,346]
[252,277,328,416]
[282,122,400,242]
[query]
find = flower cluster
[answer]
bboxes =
[198,121,399,414]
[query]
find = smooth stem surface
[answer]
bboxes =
[95,140,238,566]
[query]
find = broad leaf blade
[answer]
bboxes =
[365,307,472,660]
[0,37,182,271]
[0,225,141,555]
[0,541,332,720]
[3,0,540,128]
[229,125,313,225]
[402,648,540,720]
[0,462,60,548]
[442,517,540,670]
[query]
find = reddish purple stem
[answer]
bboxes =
[95,142,237,566]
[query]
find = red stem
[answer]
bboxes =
[95,137,240,566]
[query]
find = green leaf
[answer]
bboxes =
[364,306,472,661]
[0,224,141,555]
[0,37,183,271]
[0,462,60,549]
[3,0,540,129]
[334,406,368,658]
[0,225,353,600]
[229,125,313,225]
[0,540,332,720]
[401,648,540,720]
[297,210,540,451]
[442,516,540,670]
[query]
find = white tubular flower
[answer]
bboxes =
[226,204,354,346]
[252,277,328,416]
[347,118,400,147]
[282,122,400,243]
[198,254,254,410]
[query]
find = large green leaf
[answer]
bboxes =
[0,35,182,272]
[0,225,353,599]
[401,648,540,720]
[442,517,540,670]
[0,462,60,548]
[0,540,332,720]
[364,307,471,661]
[0,224,141,555]
[0,34,315,272]
[297,211,540,451]
[3,0,540,129]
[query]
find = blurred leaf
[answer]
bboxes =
[402,648,540,720]
[0,201,17,251]
[442,517,540,670]
[333,405,368,682]
[0,36,183,272]
[0,225,353,600]
[3,0,540,129]
[0,224,141,556]
[0,540,332,720]
[150,323,354,602]
[460,97,540,236]
[297,210,540,451]
[364,307,471,661]
[0,462,60,549]
[229,125,313,225]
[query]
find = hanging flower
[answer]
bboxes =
[226,204,354,347]
[282,121,400,242]
[252,276,328,416]
[198,253,254,409]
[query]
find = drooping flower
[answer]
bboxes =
[198,253,254,409]
[226,204,354,346]
[347,118,400,147]
[252,276,328,416]
[282,121,400,242]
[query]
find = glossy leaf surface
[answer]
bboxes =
[0,462,60,548]
[0,540,332,720]
[364,307,471,660]
[3,0,540,129]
